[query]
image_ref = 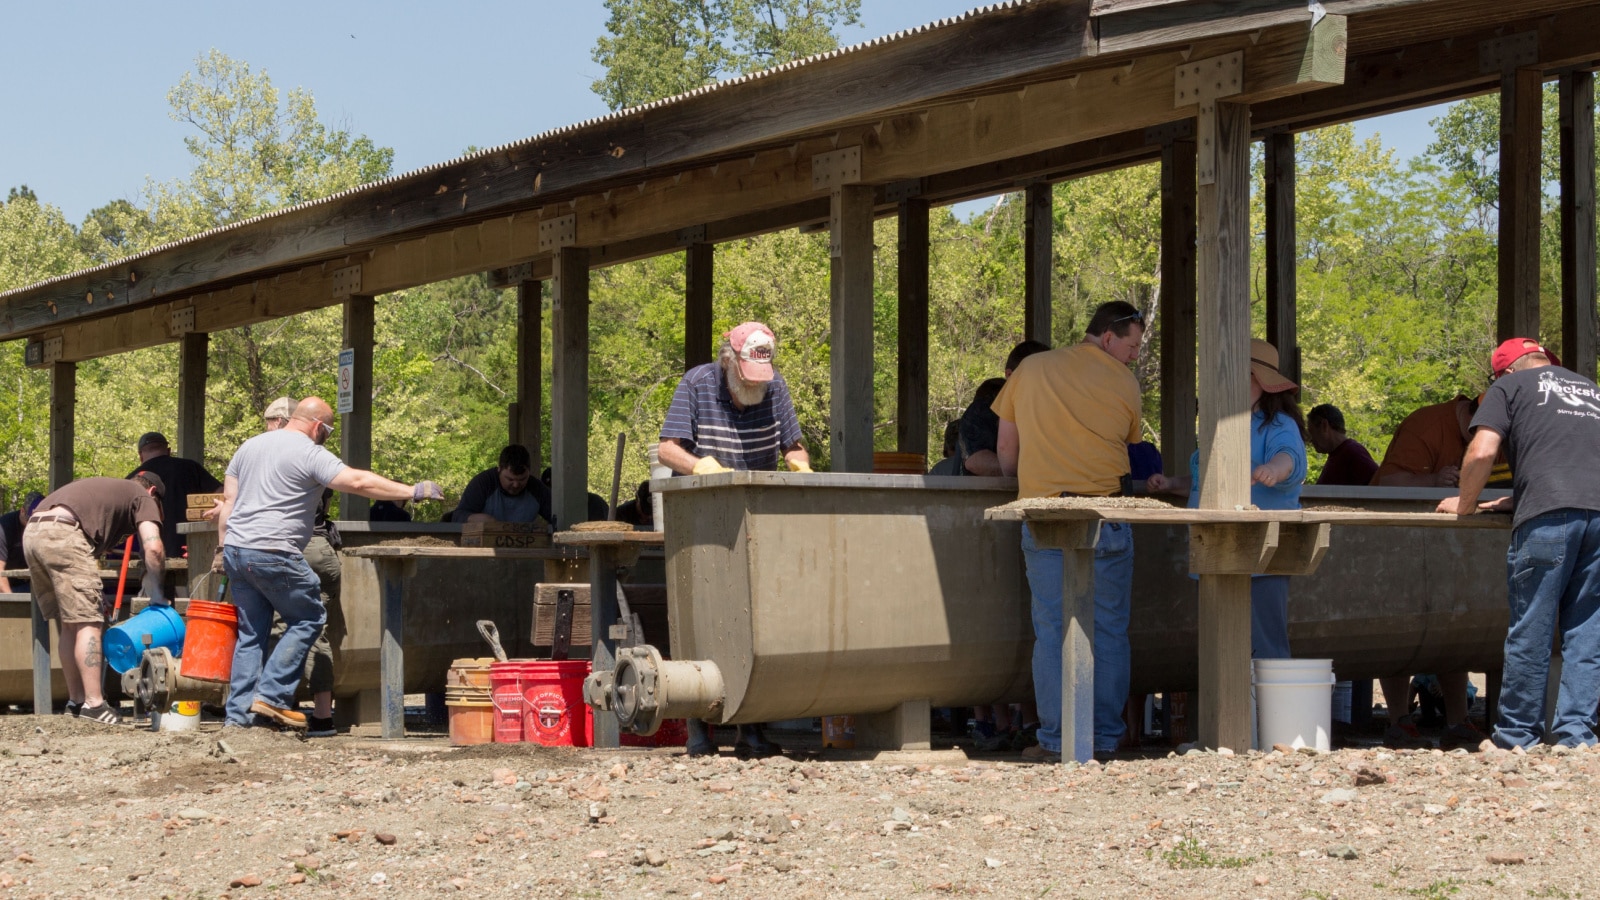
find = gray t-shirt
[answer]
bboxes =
[224,430,348,553]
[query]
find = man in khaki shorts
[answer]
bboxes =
[25,473,167,724]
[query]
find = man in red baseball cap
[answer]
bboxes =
[1439,338,1600,750]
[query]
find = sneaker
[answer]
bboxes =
[973,730,1011,752]
[62,701,80,718]
[1383,718,1433,749]
[306,716,337,738]
[1439,722,1488,751]
[1020,744,1061,763]
[1010,723,1041,751]
[249,699,307,730]
[78,703,122,726]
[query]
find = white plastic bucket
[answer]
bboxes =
[1254,658,1334,752]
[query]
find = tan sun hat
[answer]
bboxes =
[1250,339,1297,394]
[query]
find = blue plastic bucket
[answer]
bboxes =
[104,605,186,673]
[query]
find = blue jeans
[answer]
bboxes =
[1022,521,1133,754]
[224,546,327,726]
[1495,510,1600,749]
[1251,575,1292,660]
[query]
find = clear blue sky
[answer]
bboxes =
[0,1,1440,224]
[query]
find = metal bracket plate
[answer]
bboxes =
[884,178,923,204]
[330,264,363,298]
[169,305,195,337]
[1175,52,1243,185]
[676,225,708,246]
[539,214,577,252]
[41,336,62,366]
[1480,32,1539,74]
[811,146,862,191]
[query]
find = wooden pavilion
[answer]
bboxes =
[2,0,1597,751]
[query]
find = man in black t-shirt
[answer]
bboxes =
[0,491,43,592]
[127,431,222,555]
[1438,338,1600,750]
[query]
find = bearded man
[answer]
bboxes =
[657,321,810,757]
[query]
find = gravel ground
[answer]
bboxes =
[1,716,1597,899]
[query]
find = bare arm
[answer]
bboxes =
[657,438,701,476]
[329,467,422,502]
[215,475,237,551]
[1145,473,1191,496]
[0,575,11,594]
[998,421,1020,477]
[964,449,1002,477]
[1252,451,1298,488]
[136,520,166,602]
[1437,431,1501,515]
[782,442,810,472]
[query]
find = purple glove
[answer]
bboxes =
[412,481,444,501]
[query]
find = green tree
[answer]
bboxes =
[591,0,861,110]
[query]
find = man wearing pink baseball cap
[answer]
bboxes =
[658,321,810,758]
[1439,338,1600,750]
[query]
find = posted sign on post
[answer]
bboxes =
[337,348,355,414]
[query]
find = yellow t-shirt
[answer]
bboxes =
[992,342,1142,498]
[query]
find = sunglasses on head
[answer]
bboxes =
[1111,312,1145,325]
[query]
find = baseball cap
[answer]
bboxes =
[1491,338,1560,379]
[725,322,776,384]
[136,431,169,451]
[263,396,295,420]
[1250,339,1298,394]
[131,470,166,500]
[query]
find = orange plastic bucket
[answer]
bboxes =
[179,600,239,683]
[522,660,592,747]
[489,661,525,743]
[447,701,494,746]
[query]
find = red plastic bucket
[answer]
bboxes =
[522,660,592,747]
[179,600,239,683]
[489,661,525,743]
[621,719,688,747]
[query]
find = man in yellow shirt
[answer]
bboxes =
[995,301,1144,762]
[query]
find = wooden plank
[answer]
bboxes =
[1159,138,1198,476]
[32,596,51,713]
[552,529,666,546]
[1264,132,1300,384]
[375,558,415,740]
[551,247,591,529]
[1195,101,1253,511]
[1500,67,1544,341]
[830,185,876,473]
[1189,522,1280,575]
[1024,183,1054,344]
[896,198,930,455]
[1090,0,1192,15]
[685,243,714,370]
[1197,573,1253,751]
[340,295,375,522]
[589,545,622,749]
[177,332,208,462]
[1561,70,1598,381]
[1262,521,1332,575]
[516,280,543,470]
[49,362,73,490]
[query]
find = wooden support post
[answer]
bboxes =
[552,247,592,528]
[1561,70,1597,381]
[341,295,375,522]
[32,598,51,713]
[685,243,714,371]
[375,558,415,740]
[897,197,930,456]
[177,332,208,463]
[1029,519,1099,764]
[1499,67,1544,342]
[1023,182,1053,344]
[1159,138,1198,476]
[589,545,623,749]
[830,184,875,473]
[516,280,543,470]
[1195,100,1255,753]
[1264,132,1299,384]
[49,361,74,490]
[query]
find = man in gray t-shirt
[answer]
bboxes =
[214,396,444,730]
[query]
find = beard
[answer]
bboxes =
[725,365,769,408]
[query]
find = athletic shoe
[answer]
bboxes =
[973,730,1012,752]
[78,703,122,726]
[1010,723,1041,751]
[306,716,337,738]
[62,701,80,717]
[249,700,307,729]
[1383,718,1433,749]
[1439,722,1488,751]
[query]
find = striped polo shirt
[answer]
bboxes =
[660,362,803,471]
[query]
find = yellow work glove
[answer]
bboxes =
[787,458,813,474]
[693,456,732,475]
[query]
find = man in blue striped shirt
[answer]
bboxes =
[658,322,809,759]
[658,321,811,476]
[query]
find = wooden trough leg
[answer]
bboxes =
[1031,520,1100,763]
[1198,574,1253,752]
[589,544,622,749]
[32,600,52,714]
[376,558,415,740]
